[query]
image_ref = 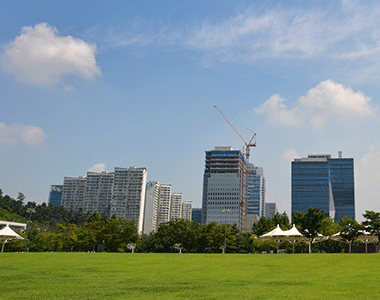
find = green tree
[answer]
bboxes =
[339,217,362,253]
[273,212,291,230]
[293,207,325,253]
[252,217,274,236]
[316,217,343,253]
[17,192,25,203]
[362,211,380,241]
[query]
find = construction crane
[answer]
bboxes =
[214,106,256,232]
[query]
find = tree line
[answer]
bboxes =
[1,189,379,253]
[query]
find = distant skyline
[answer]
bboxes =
[1,1,380,221]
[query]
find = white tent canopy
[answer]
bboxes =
[283,224,303,236]
[283,225,304,254]
[259,224,306,254]
[258,224,327,254]
[330,230,378,253]
[261,224,286,237]
[0,224,24,252]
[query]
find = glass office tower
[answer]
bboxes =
[291,153,355,222]
[48,185,63,207]
[202,147,246,229]
[248,164,266,217]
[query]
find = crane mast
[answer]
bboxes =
[214,106,256,232]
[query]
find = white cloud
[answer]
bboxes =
[254,94,304,126]
[184,2,380,64]
[255,80,375,127]
[0,123,46,146]
[281,149,300,162]
[87,163,107,173]
[1,23,101,86]
[355,143,380,218]
[299,80,375,118]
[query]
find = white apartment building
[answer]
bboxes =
[143,181,160,234]
[170,193,183,221]
[111,167,147,233]
[85,171,115,217]
[61,176,86,212]
[181,201,192,221]
[61,166,147,233]
[157,184,172,225]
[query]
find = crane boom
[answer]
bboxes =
[214,105,256,232]
[214,106,248,145]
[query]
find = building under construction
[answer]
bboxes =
[201,146,246,229]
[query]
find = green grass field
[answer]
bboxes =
[1,253,379,299]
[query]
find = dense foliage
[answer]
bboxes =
[0,190,89,227]
[1,189,379,253]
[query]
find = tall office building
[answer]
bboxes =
[143,181,160,234]
[192,208,202,224]
[265,203,278,219]
[202,147,246,229]
[291,152,355,222]
[182,201,193,221]
[48,185,63,207]
[248,164,266,218]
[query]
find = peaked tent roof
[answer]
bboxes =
[283,224,303,236]
[0,225,24,240]
[260,224,286,237]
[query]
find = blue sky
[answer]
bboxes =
[1,0,380,221]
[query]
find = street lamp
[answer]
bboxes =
[26,208,36,221]
[222,209,231,254]
[25,208,36,252]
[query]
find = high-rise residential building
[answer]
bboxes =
[59,166,190,234]
[48,185,63,207]
[202,146,246,229]
[61,166,147,233]
[61,176,86,211]
[85,171,114,217]
[143,182,191,233]
[248,164,266,218]
[170,193,183,221]
[265,203,278,219]
[181,201,192,221]
[112,167,147,233]
[291,152,355,222]
[157,184,172,225]
[143,181,160,234]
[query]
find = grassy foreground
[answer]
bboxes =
[1,253,379,299]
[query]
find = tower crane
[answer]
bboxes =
[214,106,256,232]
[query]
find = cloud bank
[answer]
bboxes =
[255,80,375,127]
[185,2,380,64]
[1,23,101,86]
[355,143,380,218]
[0,123,46,146]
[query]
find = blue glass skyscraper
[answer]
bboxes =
[48,185,63,207]
[248,164,266,217]
[291,152,355,222]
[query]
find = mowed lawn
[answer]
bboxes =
[0,253,379,299]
